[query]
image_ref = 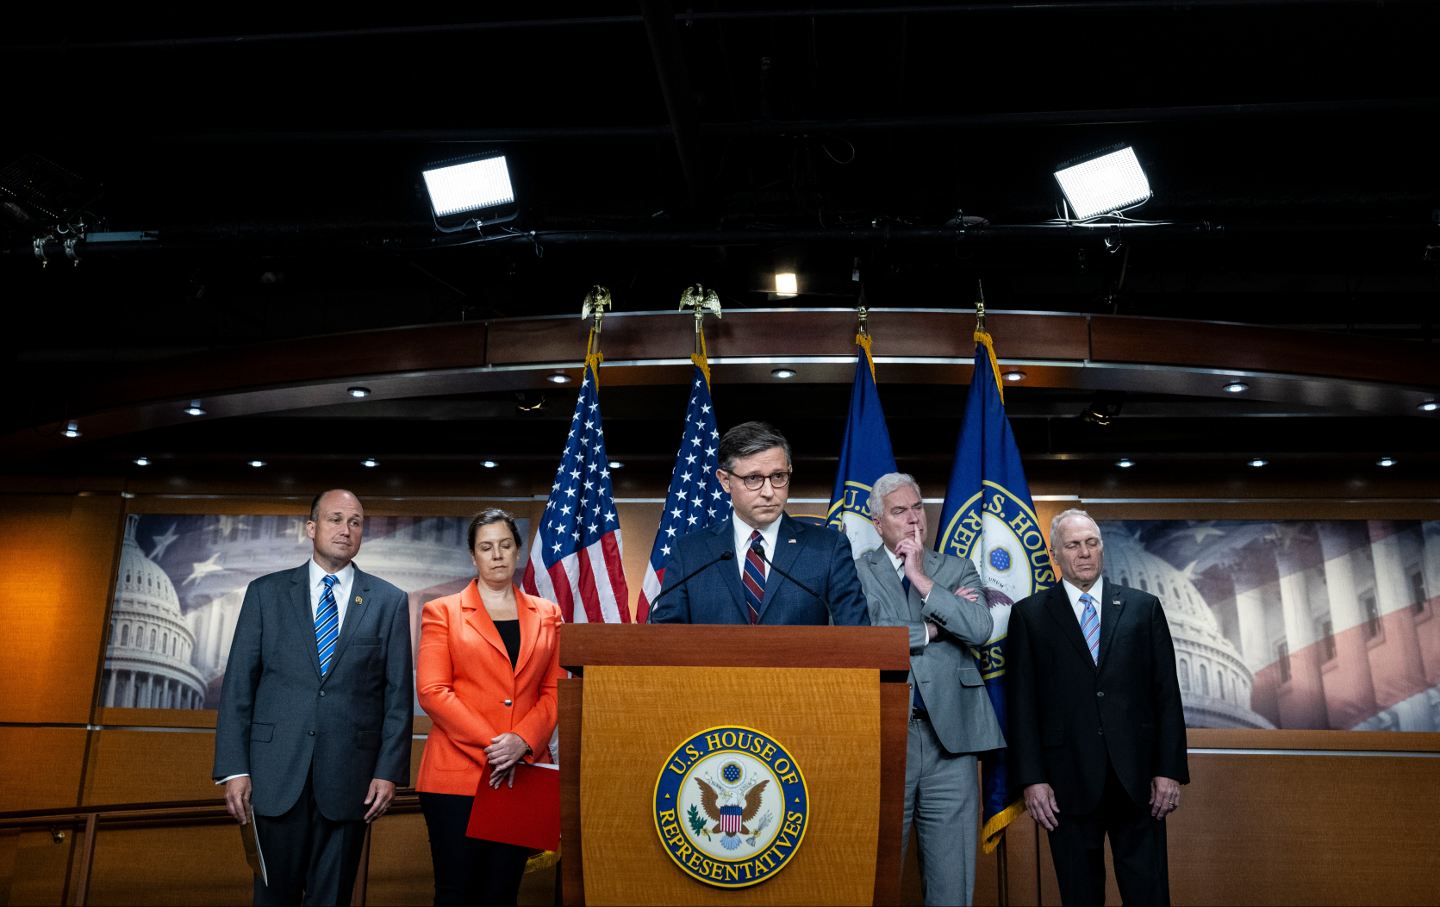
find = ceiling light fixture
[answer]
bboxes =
[1222,381,1249,394]
[62,420,81,438]
[247,459,266,468]
[361,457,379,468]
[1419,400,1439,413]
[771,368,797,380]
[1377,456,1397,468]
[1054,145,1152,221]
[608,460,623,469]
[1004,370,1027,383]
[1081,391,1125,427]
[547,373,571,385]
[347,386,371,399]
[1247,458,1269,468]
[184,400,206,416]
[422,154,517,231]
[1116,457,1134,469]
[481,460,498,469]
[134,456,150,467]
[773,272,798,298]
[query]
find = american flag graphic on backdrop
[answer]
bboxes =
[521,357,630,623]
[636,361,725,623]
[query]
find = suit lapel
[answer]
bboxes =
[289,564,323,679]
[712,519,751,624]
[512,586,541,675]
[324,565,372,682]
[1043,585,1096,669]
[759,516,803,622]
[1096,579,1125,672]
[461,580,509,662]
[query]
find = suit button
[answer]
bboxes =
[319,691,326,698]
[308,730,316,736]
[1096,691,1105,698]
[503,699,513,707]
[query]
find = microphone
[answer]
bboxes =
[645,551,735,619]
[749,541,821,600]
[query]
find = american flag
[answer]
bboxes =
[521,356,630,623]
[636,359,725,623]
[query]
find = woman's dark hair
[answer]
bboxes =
[467,508,522,549]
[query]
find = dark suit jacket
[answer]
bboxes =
[1007,578,1188,814]
[213,562,414,821]
[649,514,871,626]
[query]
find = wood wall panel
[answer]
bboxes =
[0,494,123,725]
[85,824,254,906]
[82,730,224,806]
[0,829,74,906]
[0,728,88,812]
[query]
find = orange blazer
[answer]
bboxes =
[416,580,563,796]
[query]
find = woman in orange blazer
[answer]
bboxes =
[416,508,562,907]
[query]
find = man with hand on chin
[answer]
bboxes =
[855,472,1002,907]
[1008,508,1188,907]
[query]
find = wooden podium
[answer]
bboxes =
[558,624,910,906]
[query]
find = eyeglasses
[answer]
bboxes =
[724,470,792,491]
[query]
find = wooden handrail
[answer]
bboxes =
[0,791,424,907]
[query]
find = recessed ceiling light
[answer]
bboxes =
[1222,381,1249,394]
[134,456,151,467]
[1377,456,1397,468]
[361,457,379,468]
[247,459,266,468]
[184,400,206,416]
[773,272,798,298]
[1247,457,1269,468]
[547,373,571,384]
[1116,457,1134,469]
[481,459,498,469]
[62,420,82,438]
[1004,370,1027,383]
[771,368,797,379]
[1419,400,1439,413]
[608,460,623,469]
[347,386,371,399]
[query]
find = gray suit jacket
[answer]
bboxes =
[857,546,1004,755]
[213,562,414,821]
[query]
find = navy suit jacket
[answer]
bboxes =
[213,562,414,821]
[1007,578,1188,814]
[649,514,870,626]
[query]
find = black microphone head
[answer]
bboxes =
[719,550,735,560]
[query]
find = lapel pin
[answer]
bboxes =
[354,595,364,605]
[787,538,797,544]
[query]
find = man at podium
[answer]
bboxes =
[650,421,870,626]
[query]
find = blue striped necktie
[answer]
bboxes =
[1079,592,1100,664]
[316,574,340,676]
[742,530,766,625]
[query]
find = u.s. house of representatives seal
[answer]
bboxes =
[653,726,809,888]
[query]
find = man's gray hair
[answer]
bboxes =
[1049,508,1098,548]
[718,421,792,471]
[868,472,921,517]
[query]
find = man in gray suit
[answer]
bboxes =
[214,489,414,906]
[856,473,1004,907]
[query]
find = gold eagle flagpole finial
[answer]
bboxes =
[678,284,722,359]
[582,285,612,363]
[974,279,987,335]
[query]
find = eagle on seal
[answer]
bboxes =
[695,777,769,836]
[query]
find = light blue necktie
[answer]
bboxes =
[315,574,340,676]
[1079,592,1100,665]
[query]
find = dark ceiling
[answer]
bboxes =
[2,2,1439,490]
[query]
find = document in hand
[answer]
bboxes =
[466,762,561,852]
[241,802,268,886]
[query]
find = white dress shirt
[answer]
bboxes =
[1062,577,1105,627]
[732,515,781,581]
[308,558,357,631]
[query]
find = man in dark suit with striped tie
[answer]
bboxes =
[1007,508,1188,907]
[214,489,413,906]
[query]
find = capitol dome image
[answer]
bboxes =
[1100,530,1274,729]
[102,515,207,709]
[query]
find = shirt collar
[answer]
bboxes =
[309,557,355,588]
